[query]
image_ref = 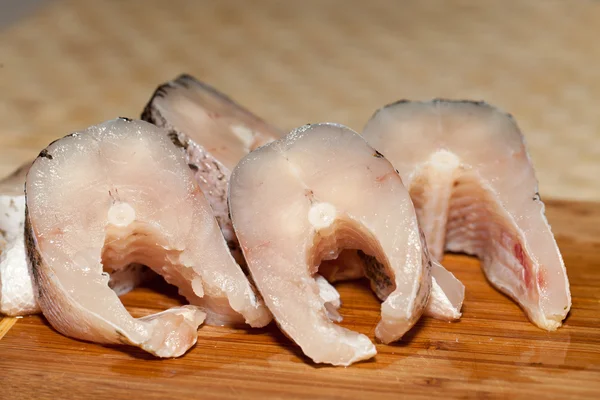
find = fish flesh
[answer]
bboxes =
[142,74,281,260]
[362,99,571,330]
[0,164,154,316]
[229,123,433,366]
[25,118,271,357]
[138,76,467,324]
[320,250,464,321]
[0,163,38,315]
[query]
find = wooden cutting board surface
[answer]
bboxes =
[0,198,598,399]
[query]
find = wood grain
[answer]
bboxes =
[0,317,17,340]
[0,199,598,399]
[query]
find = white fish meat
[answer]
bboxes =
[320,250,464,321]
[229,123,433,366]
[25,118,271,357]
[0,165,154,316]
[0,163,38,315]
[139,77,466,325]
[142,74,281,260]
[4,75,280,320]
[362,99,571,330]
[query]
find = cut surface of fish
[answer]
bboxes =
[320,250,464,321]
[0,164,155,317]
[25,118,271,357]
[141,74,281,260]
[229,123,434,366]
[0,163,39,316]
[362,99,571,330]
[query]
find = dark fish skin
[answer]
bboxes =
[24,205,67,335]
[142,100,188,150]
[140,74,279,266]
[24,148,49,302]
[142,74,274,127]
[369,99,517,128]
[24,205,43,300]
[141,75,233,241]
[145,99,236,260]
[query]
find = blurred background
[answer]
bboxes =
[0,0,598,200]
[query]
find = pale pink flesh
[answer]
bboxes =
[0,164,156,316]
[143,74,280,171]
[26,119,271,357]
[363,100,571,330]
[230,123,432,366]
[321,250,464,321]
[141,74,281,255]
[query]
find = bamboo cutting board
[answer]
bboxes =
[0,199,598,399]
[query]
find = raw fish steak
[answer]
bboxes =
[362,99,571,330]
[25,118,271,357]
[1,165,154,316]
[230,123,434,366]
